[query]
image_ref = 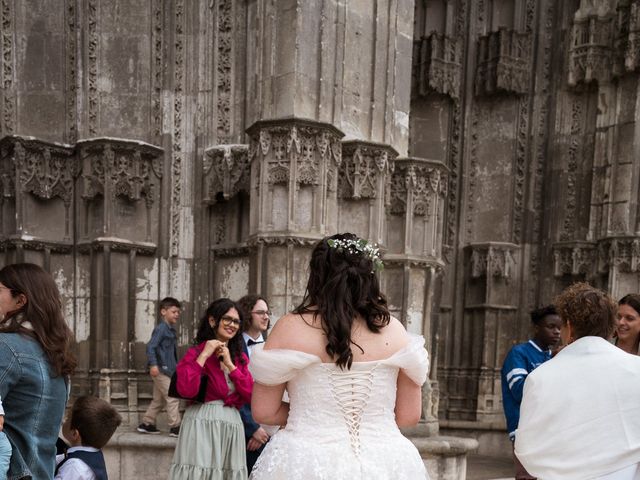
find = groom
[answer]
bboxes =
[237,294,272,473]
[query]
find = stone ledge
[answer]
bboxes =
[107,430,177,449]
[411,435,479,457]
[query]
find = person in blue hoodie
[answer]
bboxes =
[55,396,122,480]
[501,305,562,480]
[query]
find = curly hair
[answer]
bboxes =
[194,298,246,365]
[530,305,558,325]
[294,233,390,370]
[553,282,616,340]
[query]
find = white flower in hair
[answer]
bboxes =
[326,237,384,273]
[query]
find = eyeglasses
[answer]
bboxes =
[251,310,271,317]
[221,315,241,327]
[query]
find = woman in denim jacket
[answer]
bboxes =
[0,263,77,479]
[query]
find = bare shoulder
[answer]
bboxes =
[382,316,411,350]
[264,312,323,352]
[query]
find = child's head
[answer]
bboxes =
[160,297,181,325]
[63,396,122,449]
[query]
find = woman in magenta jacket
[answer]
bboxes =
[169,298,253,480]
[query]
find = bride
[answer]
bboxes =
[249,233,429,479]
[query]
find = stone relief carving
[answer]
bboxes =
[1,0,15,134]
[171,0,185,257]
[87,0,98,136]
[568,5,615,86]
[475,29,531,96]
[339,142,396,200]
[217,0,233,142]
[79,140,163,205]
[388,159,448,218]
[468,243,518,279]
[597,237,640,273]
[248,121,342,189]
[561,98,583,241]
[203,144,249,203]
[66,0,77,143]
[414,32,462,100]
[552,242,597,277]
[152,0,164,142]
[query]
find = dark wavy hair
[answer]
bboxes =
[294,233,390,369]
[237,294,270,332]
[194,298,246,365]
[0,263,77,377]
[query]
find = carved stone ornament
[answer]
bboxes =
[339,141,397,200]
[475,29,532,96]
[468,242,519,279]
[414,32,462,100]
[203,144,249,203]
[77,139,163,208]
[388,158,448,217]
[246,119,344,190]
[613,0,640,74]
[552,242,597,277]
[568,7,615,86]
[0,136,76,205]
[596,236,640,273]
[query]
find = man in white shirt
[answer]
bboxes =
[237,294,272,473]
[515,283,640,480]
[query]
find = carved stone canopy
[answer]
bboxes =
[414,32,462,100]
[597,236,640,273]
[467,242,520,279]
[339,140,397,200]
[247,117,344,189]
[203,144,249,204]
[552,241,597,277]
[77,138,163,208]
[475,29,532,97]
[388,157,448,217]
[0,136,76,205]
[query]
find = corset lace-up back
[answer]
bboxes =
[249,334,430,480]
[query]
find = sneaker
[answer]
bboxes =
[137,423,160,435]
[169,426,180,437]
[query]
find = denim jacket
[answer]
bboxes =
[145,321,178,377]
[0,333,68,480]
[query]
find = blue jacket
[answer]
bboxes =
[146,321,178,377]
[501,339,552,439]
[0,333,68,480]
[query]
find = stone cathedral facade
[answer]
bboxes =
[0,0,637,454]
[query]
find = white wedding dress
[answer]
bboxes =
[248,334,430,480]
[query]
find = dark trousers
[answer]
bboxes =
[246,443,265,474]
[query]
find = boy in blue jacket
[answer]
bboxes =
[137,297,182,437]
[501,305,562,479]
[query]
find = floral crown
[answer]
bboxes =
[326,237,384,273]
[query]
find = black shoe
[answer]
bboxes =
[137,423,160,434]
[169,426,180,437]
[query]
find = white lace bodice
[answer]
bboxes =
[249,334,430,480]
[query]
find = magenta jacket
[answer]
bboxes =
[175,342,253,409]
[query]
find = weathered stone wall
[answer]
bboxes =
[1,0,638,446]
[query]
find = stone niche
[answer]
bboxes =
[475,28,532,96]
[413,32,463,100]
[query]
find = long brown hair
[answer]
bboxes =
[0,263,77,376]
[294,233,390,369]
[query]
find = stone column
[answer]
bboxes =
[385,157,448,435]
[76,138,164,422]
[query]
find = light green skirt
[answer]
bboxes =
[168,400,248,480]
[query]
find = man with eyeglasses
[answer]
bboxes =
[236,294,273,473]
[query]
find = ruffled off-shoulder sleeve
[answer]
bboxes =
[384,334,430,386]
[249,345,321,385]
